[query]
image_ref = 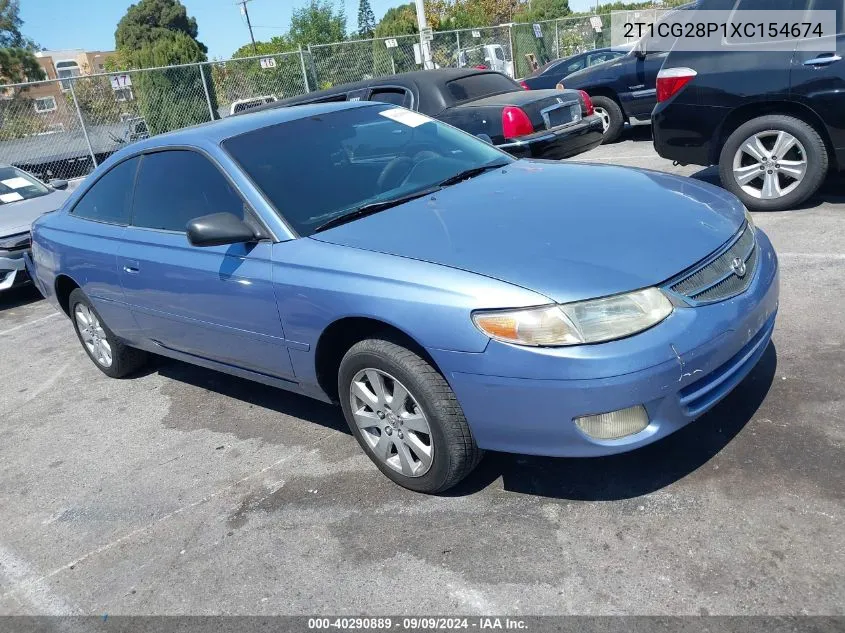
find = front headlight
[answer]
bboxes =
[744,207,755,230]
[0,232,30,251]
[472,288,673,347]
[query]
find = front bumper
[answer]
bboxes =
[429,229,780,457]
[499,114,604,160]
[0,251,29,291]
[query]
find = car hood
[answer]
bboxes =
[0,189,72,237]
[311,160,746,304]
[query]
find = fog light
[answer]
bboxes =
[575,405,649,440]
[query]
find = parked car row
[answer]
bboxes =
[249,69,605,161]
[524,0,843,211]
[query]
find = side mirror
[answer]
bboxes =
[476,133,493,144]
[186,212,257,247]
[49,178,68,190]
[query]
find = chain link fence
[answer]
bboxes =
[0,10,670,182]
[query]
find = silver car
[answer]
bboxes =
[1,165,74,292]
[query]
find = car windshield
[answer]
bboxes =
[223,104,512,236]
[0,166,50,206]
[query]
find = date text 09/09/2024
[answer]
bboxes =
[307,618,528,630]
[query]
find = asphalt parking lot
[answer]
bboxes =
[1,127,843,616]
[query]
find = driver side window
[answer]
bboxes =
[131,150,246,232]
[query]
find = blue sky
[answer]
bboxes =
[21,0,597,60]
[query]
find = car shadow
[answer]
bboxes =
[0,284,43,311]
[447,341,778,500]
[143,354,351,436]
[689,167,845,209]
[142,340,776,501]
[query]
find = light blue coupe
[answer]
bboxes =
[26,101,779,493]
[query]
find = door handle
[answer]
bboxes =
[123,260,140,274]
[804,54,842,66]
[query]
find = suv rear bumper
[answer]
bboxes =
[653,101,730,167]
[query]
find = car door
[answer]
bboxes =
[790,0,845,157]
[617,51,667,118]
[118,148,294,379]
[63,156,141,339]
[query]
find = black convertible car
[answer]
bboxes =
[246,69,603,160]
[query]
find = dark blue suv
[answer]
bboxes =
[558,47,667,143]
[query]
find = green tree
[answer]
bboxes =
[115,0,207,54]
[374,3,418,37]
[0,0,38,50]
[114,0,216,134]
[0,47,43,83]
[358,0,377,37]
[0,0,43,84]
[513,0,571,23]
[288,0,346,47]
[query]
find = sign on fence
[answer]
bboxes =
[385,38,398,49]
[532,23,543,38]
[421,27,434,42]
[471,30,481,38]
[590,15,603,32]
[259,57,277,69]
[109,74,132,90]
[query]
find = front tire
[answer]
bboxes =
[719,115,828,211]
[338,336,482,493]
[69,288,148,378]
[591,96,624,144]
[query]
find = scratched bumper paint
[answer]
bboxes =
[428,229,779,457]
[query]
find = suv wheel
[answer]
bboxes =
[719,115,828,211]
[338,336,483,493]
[591,96,624,144]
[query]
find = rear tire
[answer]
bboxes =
[338,336,482,493]
[719,115,828,211]
[69,288,148,378]
[591,96,624,144]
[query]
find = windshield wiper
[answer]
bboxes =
[314,186,441,233]
[438,161,510,188]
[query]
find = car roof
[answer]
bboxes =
[105,100,376,161]
[249,68,510,115]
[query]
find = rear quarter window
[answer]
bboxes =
[71,157,139,225]
[446,73,521,102]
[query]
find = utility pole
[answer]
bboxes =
[413,0,434,69]
[237,0,258,55]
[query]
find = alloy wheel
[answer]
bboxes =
[74,304,113,368]
[594,106,610,134]
[732,130,808,200]
[349,368,433,478]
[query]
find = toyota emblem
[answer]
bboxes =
[731,257,747,278]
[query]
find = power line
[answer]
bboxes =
[236,0,258,55]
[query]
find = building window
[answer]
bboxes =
[55,60,81,91]
[114,87,134,102]
[34,96,57,113]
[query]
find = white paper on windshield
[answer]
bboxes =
[379,108,432,128]
[0,192,24,203]
[1,177,32,189]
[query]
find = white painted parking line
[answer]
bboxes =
[779,252,845,261]
[0,312,60,337]
[0,543,78,614]
[577,155,659,161]
[0,446,312,605]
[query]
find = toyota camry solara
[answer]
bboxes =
[26,101,779,493]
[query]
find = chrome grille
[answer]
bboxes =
[670,224,757,304]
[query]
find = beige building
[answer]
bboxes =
[26,50,124,120]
